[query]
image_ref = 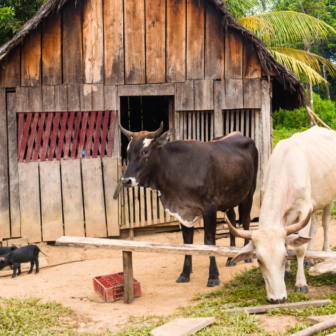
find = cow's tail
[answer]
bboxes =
[37,247,48,257]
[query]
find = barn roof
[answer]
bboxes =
[0,0,306,108]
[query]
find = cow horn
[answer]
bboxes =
[225,213,253,240]
[284,209,313,236]
[119,123,132,139]
[153,122,164,139]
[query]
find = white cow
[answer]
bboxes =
[227,126,336,303]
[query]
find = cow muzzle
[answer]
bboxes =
[121,177,139,187]
[269,297,287,304]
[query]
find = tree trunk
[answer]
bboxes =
[304,44,315,127]
[320,41,331,99]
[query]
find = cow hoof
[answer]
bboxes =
[176,276,189,283]
[11,275,15,278]
[304,262,314,269]
[27,271,32,274]
[207,279,220,287]
[35,271,39,274]
[294,286,308,293]
[244,258,254,263]
[284,271,290,279]
[226,258,236,267]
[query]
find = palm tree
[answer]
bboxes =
[225,0,336,105]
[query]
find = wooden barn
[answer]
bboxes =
[0,0,306,243]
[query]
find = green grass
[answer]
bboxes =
[2,264,336,335]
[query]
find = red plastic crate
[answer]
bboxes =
[93,272,141,302]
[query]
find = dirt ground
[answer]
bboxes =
[1,220,336,334]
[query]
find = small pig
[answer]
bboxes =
[0,244,18,256]
[0,245,48,278]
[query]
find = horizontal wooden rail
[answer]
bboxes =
[55,236,336,262]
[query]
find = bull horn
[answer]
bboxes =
[119,123,132,139]
[153,122,164,139]
[284,209,313,236]
[225,213,253,240]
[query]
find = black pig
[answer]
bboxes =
[0,244,18,256]
[0,245,47,278]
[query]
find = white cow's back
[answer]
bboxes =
[260,126,336,228]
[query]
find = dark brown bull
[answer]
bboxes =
[120,122,258,287]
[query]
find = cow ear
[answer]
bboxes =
[285,234,311,247]
[10,244,17,251]
[231,242,255,264]
[156,129,172,147]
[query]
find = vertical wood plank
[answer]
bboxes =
[214,80,224,137]
[80,84,93,111]
[225,29,243,79]
[82,158,107,237]
[29,86,42,112]
[107,110,116,157]
[42,86,55,112]
[104,85,118,110]
[183,112,187,140]
[40,161,63,241]
[166,0,185,82]
[230,111,234,133]
[62,0,83,83]
[158,196,165,223]
[104,0,124,84]
[236,110,239,132]
[140,187,145,226]
[42,11,62,85]
[205,2,224,79]
[100,110,109,157]
[194,80,214,111]
[54,85,68,112]
[124,187,130,227]
[21,26,41,86]
[67,84,81,111]
[18,162,41,243]
[123,251,134,304]
[134,187,140,227]
[0,89,10,239]
[92,84,105,110]
[124,0,145,84]
[16,87,29,112]
[129,187,134,227]
[19,113,32,162]
[145,188,152,225]
[61,159,85,236]
[244,39,261,78]
[241,110,245,136]
[0,45,20,87]
[102,157,120,236]
[188,112,191,139]
[244,79,261,109]
[146,0,165,83]
[225,111,229,135]
[152,190,158,224]
[192,112,196,139]
[251,110,255,140]
[246,109,250,137]
[83,0,104,83]
[225,79,243,109]
[196,111,200,139]
[187,0,205,79]
[175,81,194,111]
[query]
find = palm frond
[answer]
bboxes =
[269,47,336,77]
[269,49,328,85]
[238,17,276,42]
[254,11,336,44]
[224,0,260,19]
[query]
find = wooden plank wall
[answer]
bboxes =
[0,0,267,87]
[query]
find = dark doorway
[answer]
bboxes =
[120,96,171,160]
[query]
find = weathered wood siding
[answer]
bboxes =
[0,0,264,86]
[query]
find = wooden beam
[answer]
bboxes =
[214,81,224,137]
[290,316,336,336]
[0,88,10,239]
[194,80,213,111]
[55,236,336,261]
[0,45,20,87]
[244,79,261,109]
[225,300,332,315]
[123,251,134,304]
[118,84,174,96]
[225,29,243,79]
[225,79,243,109]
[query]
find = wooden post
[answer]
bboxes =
[123,251,134,304]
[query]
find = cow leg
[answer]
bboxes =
[35,257,39,274]
[28,261,34,274]
[295,214,311,294]
[240,199,254,263]
[204,209,220,287]
[322,203,333,252]
[226,208,237,267]
[306,211,318,268]
[176,225,194,283]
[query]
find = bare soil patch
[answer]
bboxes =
[1,220,336,334]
